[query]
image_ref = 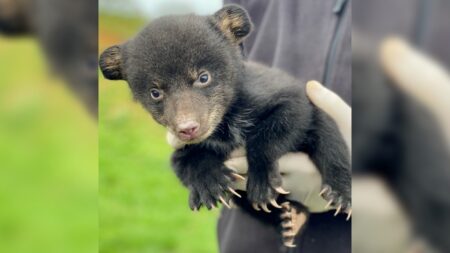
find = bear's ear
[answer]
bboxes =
[99,45,125,80]
[213,4,252,44]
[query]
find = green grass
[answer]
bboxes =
[0,37,97,253]
[0,13,219,253]
[99,14,219,253]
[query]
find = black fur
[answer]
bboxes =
[170,63,351,210]
[100,4,351,244]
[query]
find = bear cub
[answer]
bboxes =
[100,5,351,247]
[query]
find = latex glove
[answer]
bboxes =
[224,80,351,213]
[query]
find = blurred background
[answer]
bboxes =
[0,36,97,253]
[99,1,222,253]
[0,0,97,252]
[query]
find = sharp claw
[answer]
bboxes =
[231,173,245,181]
[270,199,282,208]
[282,230,296,237]
[229,199,236,208]
[227,187,242,198]
[261,203,271,213]
[252,203,261,211]
[275,187,290,194]
[192,207,198,212]
[284,242,297,248]
[281,202,291,209]
[219,196,231,209]
[334,204,342,216]
[319,187,328,196]
[325,199,333,209]
[280,212,291,219]
[282,221,293,228]
[346,209,352,221]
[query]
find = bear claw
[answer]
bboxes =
[320,184,351,218]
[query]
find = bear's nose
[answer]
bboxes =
[177,121,200,141]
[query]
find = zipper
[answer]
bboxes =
[333,0,348,15]
[322,0,348,86]
[413,0,432,47]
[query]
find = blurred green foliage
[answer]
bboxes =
[0,37,97,253]
[99,14,219,253]
[0,12,219,253]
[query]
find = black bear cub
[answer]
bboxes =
[100,5,351,247]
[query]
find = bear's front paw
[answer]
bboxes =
[246,171,288,213]
[188,167,243,211]
[319,184,352,220]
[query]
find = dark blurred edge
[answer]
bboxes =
[0,0,99,117]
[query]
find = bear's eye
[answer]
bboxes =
[150,89,163,101]
[194,71,211,87]
[199,73,209,83]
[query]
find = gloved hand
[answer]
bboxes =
[167,80,351,213]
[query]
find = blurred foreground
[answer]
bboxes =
[352,1,450,253]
